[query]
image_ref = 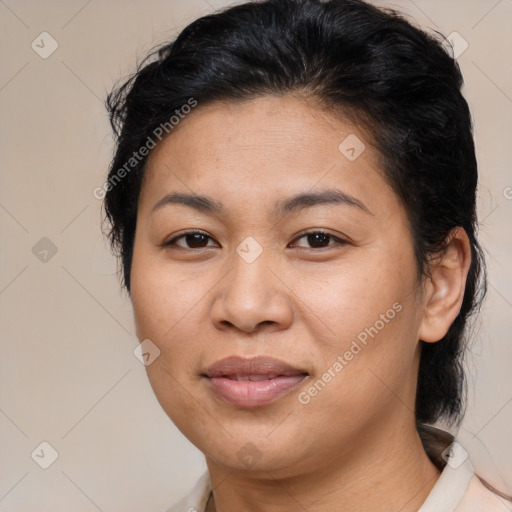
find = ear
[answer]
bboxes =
[418,227,472,343]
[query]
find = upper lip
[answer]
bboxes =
[203,356,309,379]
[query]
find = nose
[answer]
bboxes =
[210,246,294,335]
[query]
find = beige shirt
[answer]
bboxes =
[167,439,511,512]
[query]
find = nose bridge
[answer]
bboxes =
[228,235,276,306]
[211,235,293,333]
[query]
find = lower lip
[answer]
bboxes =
[205,375,307,408]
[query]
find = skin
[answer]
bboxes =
[130,94,471,512]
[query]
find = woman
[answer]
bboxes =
[102,0,511,510]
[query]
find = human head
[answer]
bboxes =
[103,0,485,434]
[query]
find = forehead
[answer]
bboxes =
[139,95,398,219]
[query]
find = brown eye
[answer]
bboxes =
[291,231,347,249]
[163,231,218,249]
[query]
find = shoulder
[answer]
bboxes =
[418,425,512,512]
[165,471,211,512]
[456,475,512,512]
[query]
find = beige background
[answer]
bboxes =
[1,0,511,510]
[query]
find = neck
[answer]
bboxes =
[205,418,442,512]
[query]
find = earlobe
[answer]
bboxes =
[418,227,472,343]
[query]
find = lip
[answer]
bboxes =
[203,356,309,408]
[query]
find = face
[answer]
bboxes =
[131,95,426,476]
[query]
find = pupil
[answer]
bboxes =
[187,233,208,248]
[308,233,329,248]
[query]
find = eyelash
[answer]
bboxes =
[161,230,348,251]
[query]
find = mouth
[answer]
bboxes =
[202,356,309,408]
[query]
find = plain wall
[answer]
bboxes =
[1,1,511,510]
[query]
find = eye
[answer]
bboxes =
[289,230,348,250]
[161,229,347,251]
[161,230,219,249]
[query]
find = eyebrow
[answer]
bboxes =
[151,189,373,217]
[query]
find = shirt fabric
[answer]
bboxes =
[167,437,511,512]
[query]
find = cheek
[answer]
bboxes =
[293,249,421,401]
[130,249,211,429]
[131,245,206,341]
[295,304,419,449]
[292,251,414,345]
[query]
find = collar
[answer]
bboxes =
[418,438,475,512]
